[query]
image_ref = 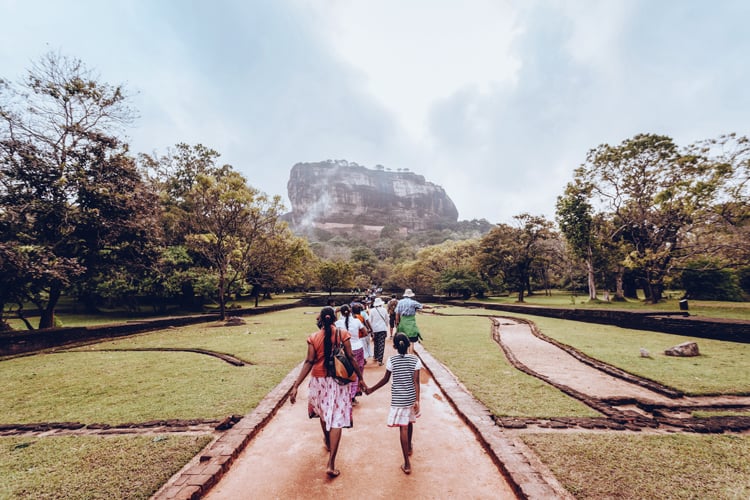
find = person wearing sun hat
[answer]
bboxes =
[395,289,423,352]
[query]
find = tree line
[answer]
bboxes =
[377,133,748,304]
[1,53,748,330]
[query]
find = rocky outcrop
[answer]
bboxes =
[287,161,458,231]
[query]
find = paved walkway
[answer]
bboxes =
[496,317,750,410]
[204,342,517,499]
[154,338,570,499]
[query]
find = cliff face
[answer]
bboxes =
[287,161,458,231]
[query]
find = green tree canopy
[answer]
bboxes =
[0,52,161,328]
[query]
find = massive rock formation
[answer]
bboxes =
[287,161,458,232]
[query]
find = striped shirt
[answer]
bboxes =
[386,354,423,407]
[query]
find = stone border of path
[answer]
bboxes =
[153,343,571,500]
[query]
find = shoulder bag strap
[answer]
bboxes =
[375,307,387,322]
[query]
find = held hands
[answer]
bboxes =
[358,379,368,394]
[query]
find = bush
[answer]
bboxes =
[680,261,744,301]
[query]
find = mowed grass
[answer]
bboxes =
[478,291,750,321]
[417,309,600,418]
[521,433,750,500]
[3,294,302,330]
[0,307,318,498]
[1,307,318,423]
[0,434,212,500]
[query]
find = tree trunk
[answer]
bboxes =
[586,256,597,301]
[614,266,626,301]
[645,276,663,303]
[218,270,227,321]
[39,285,62,329]
[623,270,638,299]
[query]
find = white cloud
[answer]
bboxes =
[2,0,749,224]
[298,0,522,142]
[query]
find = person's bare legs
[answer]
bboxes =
[327,427,342,477]
[318,418,330,451]
[408,422,414,453]
[399,425,411,474]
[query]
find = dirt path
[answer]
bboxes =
[203,342,517,499]
[492,317,750,431]
[497,320,679,405]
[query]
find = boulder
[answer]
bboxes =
[664,341,700,357]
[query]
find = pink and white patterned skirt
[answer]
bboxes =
[307,376,353,430]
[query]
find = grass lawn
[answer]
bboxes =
[422,306,750,499]
[478,291,750,321]
[0,307,317,498]
[3,294,302,330]
[0,434,212,500]
[1,308,318,423]
[431,305,750,395]
[521,433,750,500]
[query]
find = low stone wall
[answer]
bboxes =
[5,298,748,356]
[456,301,750,344]
[0,303,299,357]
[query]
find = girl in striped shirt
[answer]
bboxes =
[366,333,422,474]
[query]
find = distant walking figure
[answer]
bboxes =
[387,294,398,338]
[395,288,423,353]
[368,297,389,365]
[366,333,422,475]
[290,307,367,478]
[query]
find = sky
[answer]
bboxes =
[1,0,748,224]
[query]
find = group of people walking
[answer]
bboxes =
[289,289,426,477]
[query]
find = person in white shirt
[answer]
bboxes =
[368,297,390,365]
[335,304,367,404]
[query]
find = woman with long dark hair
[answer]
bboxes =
[290,307,366,478]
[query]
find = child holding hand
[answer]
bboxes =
[366,333,422,474]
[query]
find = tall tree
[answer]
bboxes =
[138,143,222,245]
[183,168,282,320]
[556,181,599,300]
[575,133,726,302]
[317,260,353,295]
[0,52,160,328]
[477,214,554,302]
[245,223,315,306]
